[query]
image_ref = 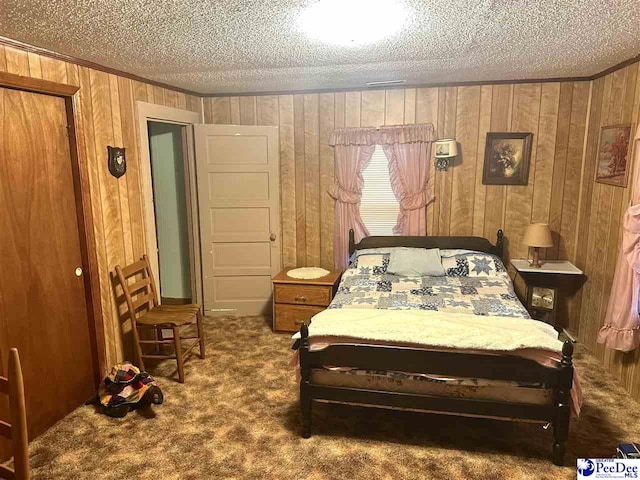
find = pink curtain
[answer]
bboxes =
[328,128,378,269]
[598,124,640,351]
[380,125,435,235]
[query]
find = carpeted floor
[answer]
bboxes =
[22,316,640,479]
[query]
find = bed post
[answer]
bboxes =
[552,340,574,466]
[299,322,312,438]
[495,229,504,259]
[348,229,356,257]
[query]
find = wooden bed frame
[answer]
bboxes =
[298,229,574,466]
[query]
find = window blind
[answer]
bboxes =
[360,145,400,236]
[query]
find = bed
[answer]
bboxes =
[294,229,578,466]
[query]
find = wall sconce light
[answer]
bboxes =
[434,138,458,171]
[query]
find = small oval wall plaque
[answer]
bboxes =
[108,146,126,178]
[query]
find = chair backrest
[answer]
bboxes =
[0,348,29,480]
[115,255,160,324]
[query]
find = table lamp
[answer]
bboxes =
[523,223,553,268]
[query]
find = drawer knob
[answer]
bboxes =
[294,320,304,325]
[295,295,307,302]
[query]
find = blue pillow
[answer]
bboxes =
[387,248,445,277]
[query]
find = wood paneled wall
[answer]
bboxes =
[204,64,640,401]
[0,44,203,370]
[574,62,640,399]
[203,83,590,270]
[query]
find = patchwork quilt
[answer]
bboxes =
[330,249,530,319]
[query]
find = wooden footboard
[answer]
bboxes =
[298,323,574,466]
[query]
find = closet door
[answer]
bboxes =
[0,87,96,454]
[194,124,281,316]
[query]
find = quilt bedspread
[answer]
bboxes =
[329,267,531,319]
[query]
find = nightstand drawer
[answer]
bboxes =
[274,304,324,332]
[274,284,332,306]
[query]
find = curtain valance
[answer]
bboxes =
[377,124,435,145]
[329,124,435,146]
[329,127,379,146]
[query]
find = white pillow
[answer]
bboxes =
[354,247,393,257]
[387,247,445,277]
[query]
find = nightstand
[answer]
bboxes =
[272,268,342,333]
[510,259,583,332]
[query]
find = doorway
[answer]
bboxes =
[148,122,192,304]
[137,104,283,316]
[136,102,202,307]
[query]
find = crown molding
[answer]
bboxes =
[203,54,640,97]
[590,53,640,80]
[0,36,201,97]
[203,76,594,97]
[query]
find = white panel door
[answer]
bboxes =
[194,124,281,316]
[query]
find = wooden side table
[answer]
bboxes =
[510,259,583,333]
[272,268,342,333]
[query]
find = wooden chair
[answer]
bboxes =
[0,349,29,480]
[115,255,205,383]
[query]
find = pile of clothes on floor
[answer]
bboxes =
[98,363,163,418]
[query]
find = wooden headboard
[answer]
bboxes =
[348,229,504,259]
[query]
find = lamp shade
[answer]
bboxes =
[523,223,553,248]
[434,138,458,158]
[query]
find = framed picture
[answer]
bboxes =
[595,125,632,187]
[482,132,533,185]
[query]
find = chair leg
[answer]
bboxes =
[173,325,185,383]
[196,312,206,359]
[131,323,145,370]
[155,327,164,355]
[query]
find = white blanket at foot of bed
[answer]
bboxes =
[294,308,563,354]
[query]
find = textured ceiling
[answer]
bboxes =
[1,0,639,94]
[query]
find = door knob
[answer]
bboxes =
[270,233,276,241]
[75,267,83,277]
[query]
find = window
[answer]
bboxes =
[360,145,399,235]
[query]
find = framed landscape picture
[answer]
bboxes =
[482,132,533,185]
[595,125,632,187]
